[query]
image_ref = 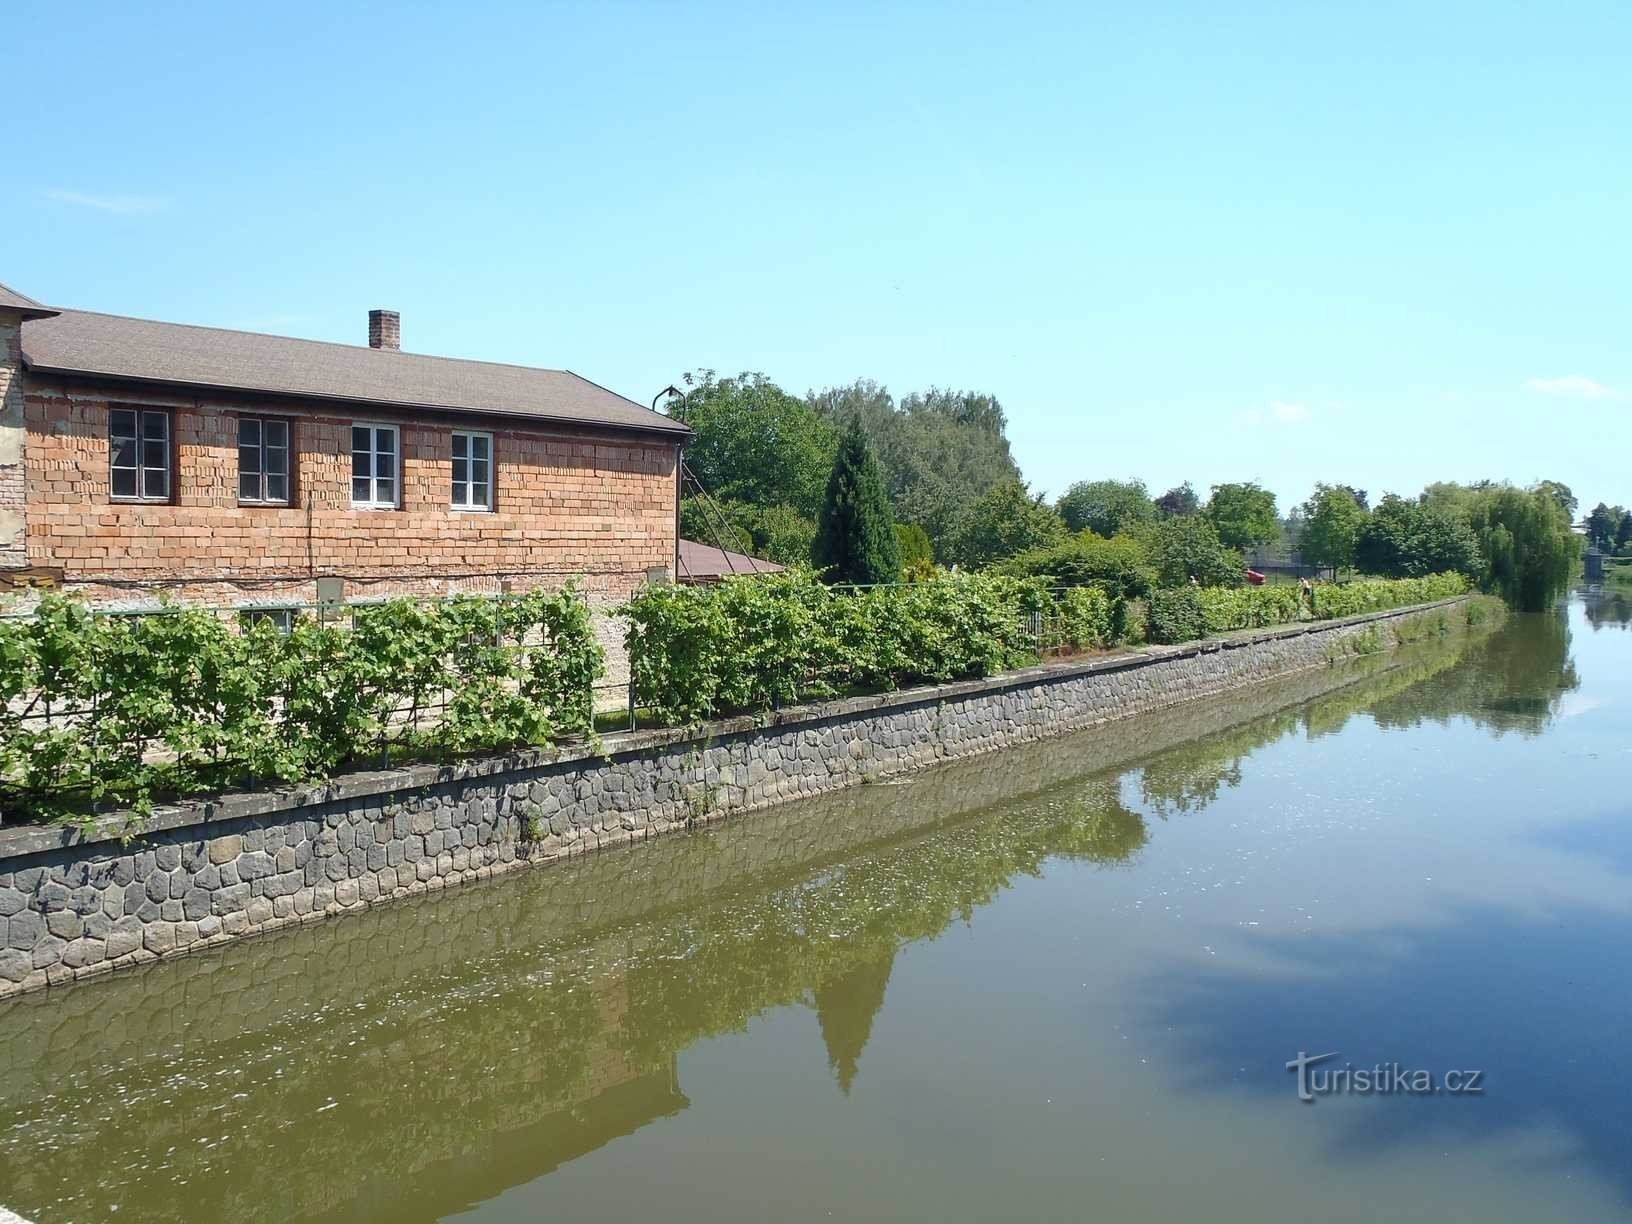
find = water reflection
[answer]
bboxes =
[1144,902,1632,1202]
[1582,586,1632,631]
[0,606,1593,1222]
[1366,605,1578,735]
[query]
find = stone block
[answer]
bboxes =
[45,910,83,941]
[61,938,105,969]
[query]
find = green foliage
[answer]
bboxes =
[1146,573,1467,643]
[1194,585,1305,633]
[813,419,902,585]
[946,479,1066,569]
[679,497,816,566]
[1205,481,1280,551]
[1307,572,1469,619]
[1298,484,1369,575]
[623,570,1050,724]
[1155,482,1200,517]
[1586,502,1626,552]
[1354,494,1483,580]
[1045,586,1119,653]
[808,382,1021,557]
[1465,486,1580,611]
[1055,479,1156,537]
[1138,515,1244,587]
[1534,480,1578,519]
[1146,588,1208,645]
[673,371,837,517]
[894,523,936,580]
[995,531,1154,599]
[0,589,603,823]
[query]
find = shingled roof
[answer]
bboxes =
[20,308,689,437]
[0,281,60,320]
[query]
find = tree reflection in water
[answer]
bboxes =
[0,603,1572,1224]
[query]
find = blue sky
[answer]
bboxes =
[6,2,1628,514]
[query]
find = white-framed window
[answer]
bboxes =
[238,415,292,505]
[109,407,171,502]
[451,430,493,511]
[239,607,296,634]
[351,424,399,508]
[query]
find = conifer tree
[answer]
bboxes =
[813,419,901,584]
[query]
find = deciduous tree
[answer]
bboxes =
[946,480,1066,569]
[1205,482,1280,552]
[1055,479,1157,537]
[1298,484,1369,576]
[675,371,836,517]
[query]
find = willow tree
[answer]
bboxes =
[1466,485,1580,611]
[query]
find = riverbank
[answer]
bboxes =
[0,596,1480,999]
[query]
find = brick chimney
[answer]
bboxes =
[368,309,400,351]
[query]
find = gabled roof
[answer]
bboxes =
[0,281,60,321]
[20,308,689,437]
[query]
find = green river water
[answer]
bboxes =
[0,592,1628,1222]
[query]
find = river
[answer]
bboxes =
[0,593,1627,1222]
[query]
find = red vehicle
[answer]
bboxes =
[1245,569,1267,586]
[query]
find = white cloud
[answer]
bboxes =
[42,188,168,215]
[1524,375,1617,400]
[1240,400,1312,428]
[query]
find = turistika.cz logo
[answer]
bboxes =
[1285,1051,1485,1103]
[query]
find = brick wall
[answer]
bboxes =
[0,315,25,568]
[21,380,680,607]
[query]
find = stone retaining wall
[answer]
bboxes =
[0,597,1470,999]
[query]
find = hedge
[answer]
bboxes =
[1147,572,1469,644]
[0,588,603,822]
[624,570,1079,725]
[1308,573,1468,619]
[1195,584,1304,634]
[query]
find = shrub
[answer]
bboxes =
[0,588,604,823]
[1138,516,1243,587]
[996,531,1154,599]
[1146,588,1208,644]
[1047,586,1119,653]
[895,522,936,580]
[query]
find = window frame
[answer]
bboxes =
[350,422,401,510]
[108,406,174,504]
[237,414,295,507]
[238,607,297,634]
[450,429,495,512]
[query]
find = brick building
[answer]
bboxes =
[2,279,688,618]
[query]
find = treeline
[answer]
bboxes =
[1583,501,1632,556]
[673,371,1021,566]
[668,370,1580,613]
